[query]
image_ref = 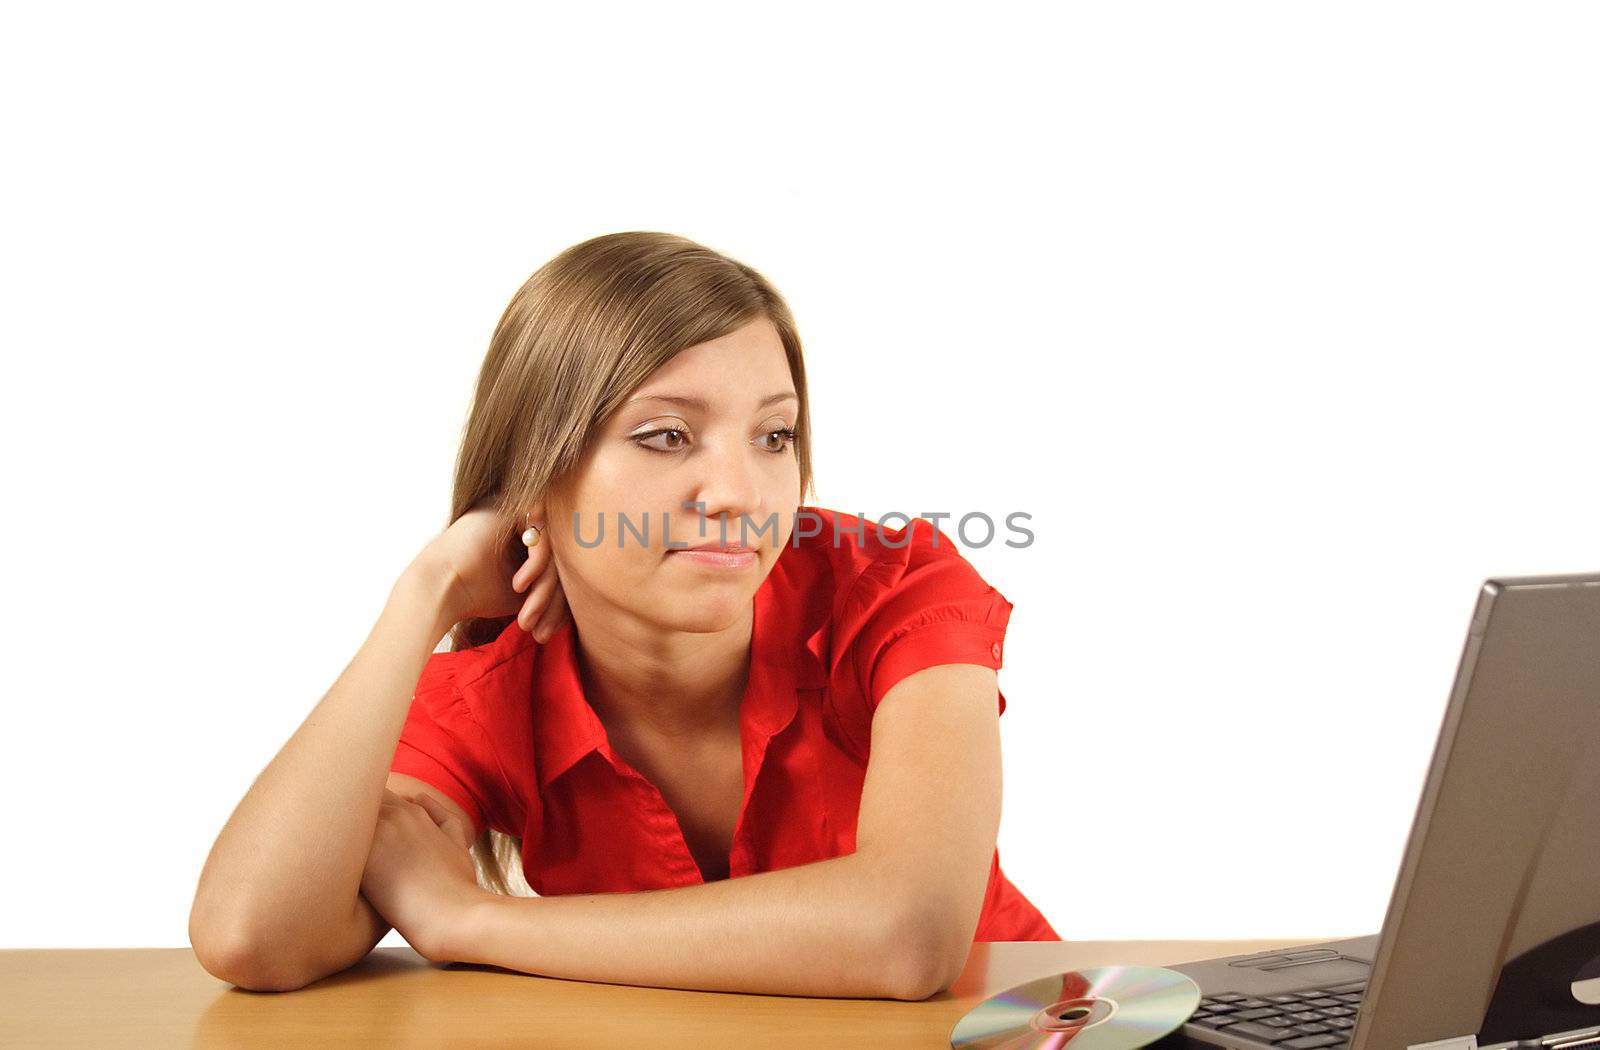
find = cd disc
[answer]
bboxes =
[949,965,1200,1050]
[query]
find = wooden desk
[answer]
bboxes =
[1,938,1327,1048]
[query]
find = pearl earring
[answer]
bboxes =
[521,522,542,548]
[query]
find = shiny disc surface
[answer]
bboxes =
[949,965,1200,1049]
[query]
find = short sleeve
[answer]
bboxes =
[389,651,505,839]
[841,517,1014,714]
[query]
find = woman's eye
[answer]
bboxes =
[633,428,688,453]
[760,428,798,453]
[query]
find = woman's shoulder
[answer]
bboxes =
[788,507,1014,726]
[785,506,989,596]
[777,506,1008,659]
[413,619,535,711]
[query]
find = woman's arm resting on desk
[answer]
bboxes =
[444,664,1004,1001]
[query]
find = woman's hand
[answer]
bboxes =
[510,528,568,643]
[360,788,490,963]
[422,500,569,642]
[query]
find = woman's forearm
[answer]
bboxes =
[448,852,949,1001]
[189,556,460,985]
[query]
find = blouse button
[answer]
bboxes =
[990,642,1002,659]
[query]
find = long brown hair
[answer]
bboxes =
[443,231,817,896]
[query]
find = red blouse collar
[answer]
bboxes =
[472,540,832,790]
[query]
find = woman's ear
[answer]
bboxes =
[520,497,549,531]
[532,481,573,535]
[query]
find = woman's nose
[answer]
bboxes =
[683,443,764,531]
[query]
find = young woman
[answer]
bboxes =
[189,231,1057,1001]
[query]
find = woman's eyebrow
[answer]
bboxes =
[626,391,798,412]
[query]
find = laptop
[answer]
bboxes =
[1159,571,1600,1050]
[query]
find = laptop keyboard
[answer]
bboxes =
[1187,980,1367,1048]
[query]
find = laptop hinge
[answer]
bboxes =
[1407,1038,1478,1050]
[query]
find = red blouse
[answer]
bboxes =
[390,506,1059,942]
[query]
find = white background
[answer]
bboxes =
[2,2,1595,951]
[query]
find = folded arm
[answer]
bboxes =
[444,664,1003,1001]
[451,849,925,999]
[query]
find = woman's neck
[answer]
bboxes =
[569,603,753,740]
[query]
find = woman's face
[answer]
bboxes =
[543,316,803,635]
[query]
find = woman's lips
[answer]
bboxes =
[667,547,758,569]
